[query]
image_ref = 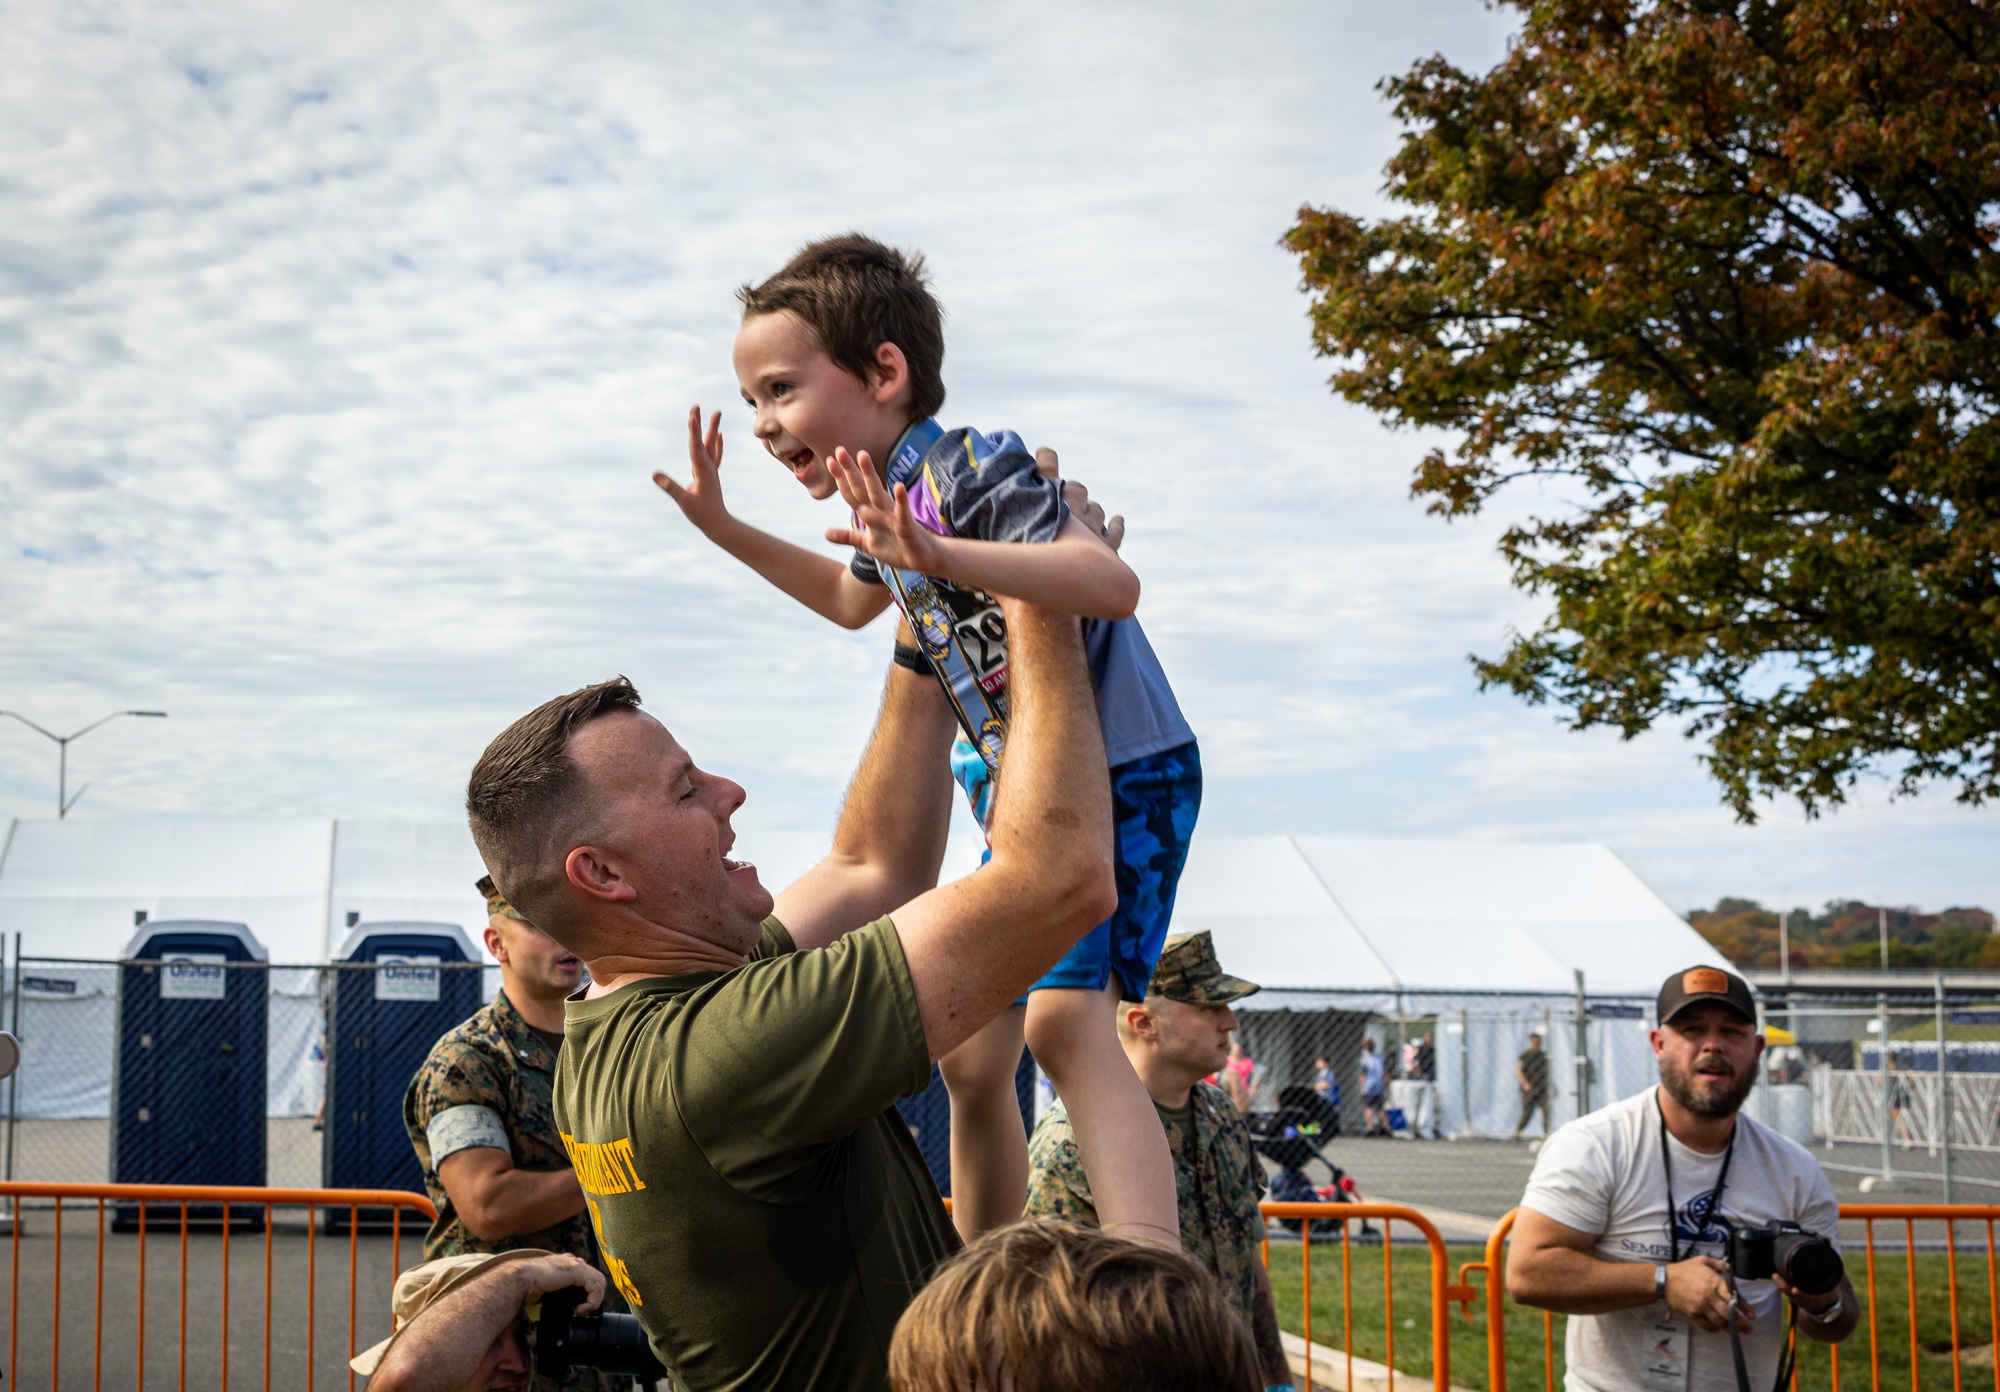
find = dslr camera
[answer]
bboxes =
[1726,1221,1844,1296]
[533,1285,669,1381]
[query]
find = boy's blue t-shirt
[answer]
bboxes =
[849,421,1192,769]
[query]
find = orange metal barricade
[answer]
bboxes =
[1258,1200,1477,1392]
[1472,1202,2000,1392]
[0,1181,435,1392]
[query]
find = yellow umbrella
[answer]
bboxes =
[1763,1024,1798,1046]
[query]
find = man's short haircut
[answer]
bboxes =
[466,677,643,936]
[739,233,947,421]
[887,1221,1260,1392]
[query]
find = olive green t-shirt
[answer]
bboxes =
[552,914,959,1392]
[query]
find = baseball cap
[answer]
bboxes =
[350,1247,553,1376]
[1147,932,1261,1007]
[1657,964,1756,1026]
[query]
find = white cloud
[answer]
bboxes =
[2,0,1993,915]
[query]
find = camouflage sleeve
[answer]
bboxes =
[1023,1109,1099,1225]
[1219,1105,1269,1240]
[407,1037,509,1161]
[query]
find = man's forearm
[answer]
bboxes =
[442,1152,586,1243]
[368,1268,533,1392]
[478,1167,587,1238]
[774,648,958,951]
[894,600,1117,1058]
[1509,1246,1659,1315]
[1795,1276,1861,1344]
[1251,1262,1293,1386]
[828,651,957,888]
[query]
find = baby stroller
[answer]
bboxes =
[1249,1086,1374,1238]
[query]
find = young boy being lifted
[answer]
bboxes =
[654,234,1200,1248]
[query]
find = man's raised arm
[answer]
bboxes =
[891,601,1117,1059]
[774,618,960,950]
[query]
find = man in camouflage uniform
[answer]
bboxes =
[1026,931,1295,1390]
[403,877,615,1391]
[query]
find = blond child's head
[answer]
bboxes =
[888,1220,1261,1392]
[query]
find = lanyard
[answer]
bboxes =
[1658,1088,1736,1263]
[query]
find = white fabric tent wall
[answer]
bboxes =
[0,818,335,962]
[326,821,493,960]
[1201,834,1731,1135]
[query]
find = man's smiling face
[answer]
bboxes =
[567,710,773,954]
[1653,1002,1764,1120]
[732,309,900,500]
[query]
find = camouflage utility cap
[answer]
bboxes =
[478,873,528,923]
[1149,931,1260,1006]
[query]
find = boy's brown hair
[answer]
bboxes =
[887,1221,1261,1392]
[739,233,947,421]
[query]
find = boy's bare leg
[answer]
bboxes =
[937,1004,1029,1242]
[1025,981,1179,1250]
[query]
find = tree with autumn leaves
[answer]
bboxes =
[1288,0,1999,821]
[1690,897,1999,969]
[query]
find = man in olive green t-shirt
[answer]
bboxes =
[464,600,1118,1392]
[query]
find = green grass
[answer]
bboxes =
[1264,1237,1996,1391]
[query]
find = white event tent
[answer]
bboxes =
[0,820,1724,1135]
[1171,834,1733,1136]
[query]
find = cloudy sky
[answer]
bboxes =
[3,0,1994,916]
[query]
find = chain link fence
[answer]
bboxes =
[1762,981,2000,1200]
[1221,980,2000,1233]
[5,943,1996,1224]
[0,948,497,1193]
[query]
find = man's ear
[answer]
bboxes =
[866,341,910,406]
[565,846,638,904]
[484,921,509,965]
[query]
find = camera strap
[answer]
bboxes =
[1660,1093,1795,1392]
[1657,1090,1736,1265]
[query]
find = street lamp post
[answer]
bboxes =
[0,710,168,817]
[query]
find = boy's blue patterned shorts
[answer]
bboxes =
[1032,740,1202,1002]
[953,739,1202,1004]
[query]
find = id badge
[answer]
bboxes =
[1639,1317,1690,1392]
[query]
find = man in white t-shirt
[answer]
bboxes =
[1509,966,1857,1392]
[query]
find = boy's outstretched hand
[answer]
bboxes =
[653,407,733,535]
[824,447,947,573]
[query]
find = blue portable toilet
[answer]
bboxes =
[324,921,482,1220]
[112,920,269,1228]
[895,1051,1037,1197]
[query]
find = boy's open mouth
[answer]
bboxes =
[783,447,816,477]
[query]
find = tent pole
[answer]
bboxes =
[1460,1008,1470,1138]
[1572,970,1590,1121]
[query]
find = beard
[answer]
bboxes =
[1660,1050,1756,1119]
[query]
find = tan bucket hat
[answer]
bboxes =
[350,1247,555,1376]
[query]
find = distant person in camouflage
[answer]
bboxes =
[404,877,611,1389]
[1025,931,1294,1391]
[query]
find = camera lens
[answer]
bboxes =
[568,1313,668,1378]
[1773,1233,1844,1296]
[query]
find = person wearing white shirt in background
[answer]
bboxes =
[1508,966,1858,1392]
